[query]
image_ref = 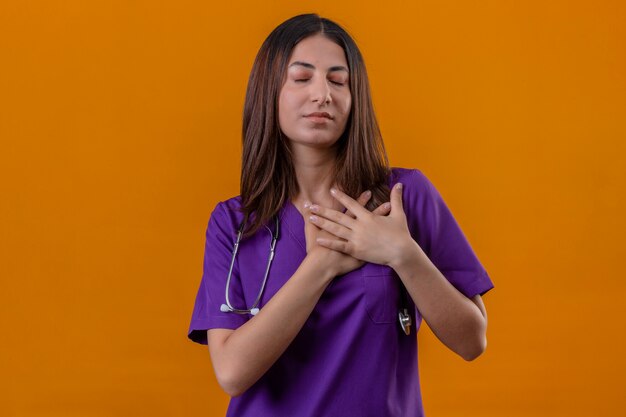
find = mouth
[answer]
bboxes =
[304,112,333,120]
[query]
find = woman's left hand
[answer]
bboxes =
[306,182,415,267]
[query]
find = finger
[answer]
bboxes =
[330,188,369,218]
[390,182,405,217]
[315,236,351,254]
[308,213,351,240]
[308,202,356,229]
[356,190,372,209]
[372,201,392,216]
[345,190,371,219]
[303,206,322,253]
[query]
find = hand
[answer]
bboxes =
[306,183,414,267]
[304,190,392,277]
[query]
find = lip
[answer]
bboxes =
[304,112,333,119]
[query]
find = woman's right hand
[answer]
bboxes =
[304,191,391,278]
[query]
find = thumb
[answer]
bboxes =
[390,182,405,217]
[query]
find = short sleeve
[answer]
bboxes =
[187,201,249,345]
[404,169,494,299]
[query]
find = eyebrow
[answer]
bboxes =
[288,61,349,73]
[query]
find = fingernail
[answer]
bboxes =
[383,202,391,209]
[309,215,318,222]
[310,204,319,212]
[396,182,403,190]
[365,190,372,197]
[304,201,311,209]
[330,188,337,195]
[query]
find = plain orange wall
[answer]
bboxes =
[1,1,625,416]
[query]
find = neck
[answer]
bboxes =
[290,143,341,210]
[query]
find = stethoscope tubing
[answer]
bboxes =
[221,216,279,316]
[220,213,412,334]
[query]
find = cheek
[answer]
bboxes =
[279,89,299,116]
[339,95,352,118]
[278,92,302,134]
[277,94,290,127]
[346,96,352,115]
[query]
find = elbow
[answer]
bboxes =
[214,358,254,397]
[209,331,250,397]
[460,334,487,361]
[216,370,247,397]
[459,312,488,361]
[223,385,246,398]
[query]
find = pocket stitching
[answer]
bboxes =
[362,270,397,324]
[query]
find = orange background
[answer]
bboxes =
[1,1,625,416]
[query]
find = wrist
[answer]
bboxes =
[304,250,337,284]
[387,237,424,272]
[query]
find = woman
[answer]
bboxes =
[188,13,494,417]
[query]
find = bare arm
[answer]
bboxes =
[390,239,488,361]
[301,184,490,361]
[207,192,389,396]
[207,251,335,397]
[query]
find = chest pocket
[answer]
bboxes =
[361,263,401,324]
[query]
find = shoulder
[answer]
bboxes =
[389,166,434,195]
[217,195,244,216]
[206,195,245,235]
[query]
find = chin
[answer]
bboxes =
[292,135,341,149]
[282,124,347,149]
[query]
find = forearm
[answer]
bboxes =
[390,239,487,361]
[219,254,334,396]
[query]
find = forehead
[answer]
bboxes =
[287,34,348,69]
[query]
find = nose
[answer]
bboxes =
[310,76,332,104]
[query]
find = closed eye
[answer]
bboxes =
[295,79,346,86]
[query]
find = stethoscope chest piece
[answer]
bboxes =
[399,308,412,335]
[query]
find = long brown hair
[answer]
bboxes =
[240,13,391,239]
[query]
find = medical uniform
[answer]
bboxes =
[188,167,494,417]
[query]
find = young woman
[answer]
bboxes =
[188,13,494,417]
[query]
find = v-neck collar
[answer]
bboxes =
[278,168,399,256]
[281,199,307,254]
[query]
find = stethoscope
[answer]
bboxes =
[220,215,413,335]
[220,215,280,316]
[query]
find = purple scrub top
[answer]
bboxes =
[188,167,494,417]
